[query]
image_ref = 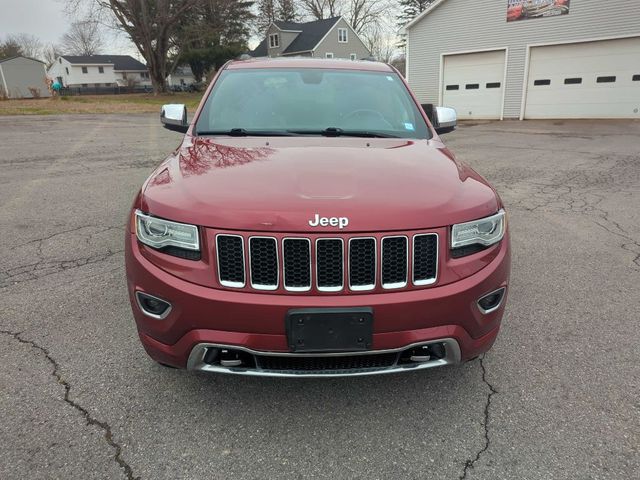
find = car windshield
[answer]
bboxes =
[195,67,431,139]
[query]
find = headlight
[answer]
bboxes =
[135,210,200,252]
[451,210,505,250]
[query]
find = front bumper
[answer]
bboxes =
[126,231,510,376]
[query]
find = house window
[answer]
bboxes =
[142,72,149,79]
[82,66,88,74]
[65,67,69,75]
[98,66,104,73]
[81,83,88,87]
[325,52,334,59]
[269,34,279,48]
[338,28,348,43]
[59,58,62,64]
[350,53,357,60]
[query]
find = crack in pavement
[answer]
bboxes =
[460,355,497,480]
[0,329,140,480]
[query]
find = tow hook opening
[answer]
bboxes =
[203,347,256,369]
[399,342,447,365]
[477,287,506,314]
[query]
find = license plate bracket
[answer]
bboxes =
[286,307,374,353]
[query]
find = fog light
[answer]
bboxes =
[477,287,506,314]
[135,291,172,319]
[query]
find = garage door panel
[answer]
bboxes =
[442,50,505,120]
[525,37,640,119]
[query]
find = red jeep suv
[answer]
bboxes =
[125,58,510,377]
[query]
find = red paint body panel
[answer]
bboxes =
[125,59,512,372]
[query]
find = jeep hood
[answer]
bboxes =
[140,136,500,232]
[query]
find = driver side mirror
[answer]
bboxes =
[161,104,188,133]
[421,104,457,135]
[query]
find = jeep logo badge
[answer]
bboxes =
[308,214,349,229]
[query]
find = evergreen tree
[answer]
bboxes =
[397,0,434,48]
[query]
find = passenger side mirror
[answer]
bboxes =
[434,106,457,135]
[161,104,188,133]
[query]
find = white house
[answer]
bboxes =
[404,0,640,120]
[167,65,195,87]
[48,55,151,88]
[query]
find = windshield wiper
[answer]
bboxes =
[197,128,298,137]
[287,127,399,138]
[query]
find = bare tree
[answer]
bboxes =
[42,44,63,67]
[5,33,44,60]
[348,0,390,34]
[61,21,104,55]
[91,0,200,94]
[299,0,342,20]
[362,23,395,62]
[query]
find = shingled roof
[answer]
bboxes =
[251,17,342,57]
[61,55,147,71]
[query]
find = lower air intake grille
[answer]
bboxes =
[413,234,438,284]
[382,236,408,288]
[216,235,245,287]
[256,352,398,372]
[316,239,343,291]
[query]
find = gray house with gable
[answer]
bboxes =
[251,17,371,60]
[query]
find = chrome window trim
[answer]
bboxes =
[381,235,409,290]
[282,237,312,292]
[135,291,172,320]
[215,233,246,288]
[412,233,439,286]
[315,238,345,292]
[477,287,507,314]
[348,237,377,291]
[186,338,462,378]
[248,236,279,291]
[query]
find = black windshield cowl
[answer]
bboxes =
[288,127,399,138]
[197,128,298,137]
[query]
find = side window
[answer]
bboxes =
[338,28,348,43]
[350,53,357,61]
[98,66,104,74]
[65,67,69,75]
[325,53,334,59]
[269,34,279,48]
[81,66,88,74]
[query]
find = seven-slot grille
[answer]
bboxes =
[216,233,438,292]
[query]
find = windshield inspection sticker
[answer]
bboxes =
[404,123,415,131]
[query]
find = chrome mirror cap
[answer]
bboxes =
[161,104,188,133]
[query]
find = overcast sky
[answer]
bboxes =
[0,0,138,57]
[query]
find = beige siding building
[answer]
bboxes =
[0,56,50,99]
[405,0,640,119]
[252,17,371,61]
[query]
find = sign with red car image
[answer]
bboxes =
[507,0,570,22]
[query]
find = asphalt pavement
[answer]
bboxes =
[0,114,638,479]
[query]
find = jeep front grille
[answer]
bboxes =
[215,233,438,293]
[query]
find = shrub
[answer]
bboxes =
[28,87,41,98]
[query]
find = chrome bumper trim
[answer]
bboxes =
[186,338,461,378]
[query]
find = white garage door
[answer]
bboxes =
[442,50,506,120]
[524,37,640,119]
